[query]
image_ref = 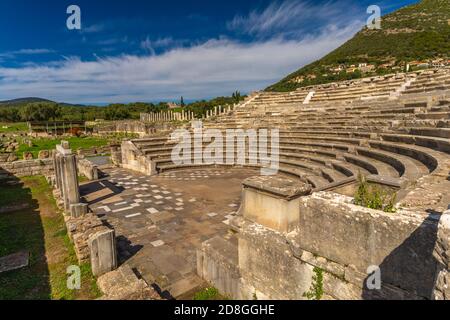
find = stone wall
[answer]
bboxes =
[110,145,122,166]
[292,192,439,300]
[433,210,450,300]
[96,121,156,137]
[121,141,155,176]
[198,177,447,300]
[0,159,54,177]
[77,158,99,181]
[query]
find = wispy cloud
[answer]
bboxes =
[227,0,361,39]
[81,23,105,34]
[0,48,55,61]
[0,19,361,103]
[140,37,187,55]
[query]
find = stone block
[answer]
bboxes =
[70,203,89,218]
[38,150,50,159]
[89,229,118,277]
[197,237,244,299]
[241,176,311,233]
[239,221,314,299]
[296,192,439,299]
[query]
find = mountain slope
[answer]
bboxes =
[267,0,450,92]
[0,97,55,106]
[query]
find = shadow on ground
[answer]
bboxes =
[0,168,50,300]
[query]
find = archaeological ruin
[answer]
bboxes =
[1,67,449,300]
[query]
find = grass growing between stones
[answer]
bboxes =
[354,174,397,213]
[0,176,101,300]
[303,267,324,300]
[193,287,228,300]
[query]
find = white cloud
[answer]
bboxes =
[227,0,359,38]
[81,24,105,34]
[140,37,186,55]
[0,48,55,59]
[0,19,362,103]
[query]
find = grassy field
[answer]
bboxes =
[0,122,29,133]
[0,176,101,300]
[17,137,109,158]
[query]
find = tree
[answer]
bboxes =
[180,96,185,107]
[19,102,61,121]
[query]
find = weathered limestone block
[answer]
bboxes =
[238,221,314,300]
[38,150,50,159]
[121,141,154,176]
[241,176,311,233]
[296,192,440,299]
[0,159,54,177]
[70,203,88,218]
[23,152,33,160]
[66,214,106,263]
[110,145,122,166]
[197,237,246,300]
[89,229,118,277]
[97,265,161,300]
[433,211,450,300]
[77,158,99,181]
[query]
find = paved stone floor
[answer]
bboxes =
[80,167,258,298]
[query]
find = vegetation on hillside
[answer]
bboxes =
[267,0,450,92]
[0,91,245,123]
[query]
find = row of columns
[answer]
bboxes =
[140,104,236,123]
[52,141,117,276]
[140,110,195,122]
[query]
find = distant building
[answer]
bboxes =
[168,102,180,109]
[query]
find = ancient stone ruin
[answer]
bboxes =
[1,68,449,300]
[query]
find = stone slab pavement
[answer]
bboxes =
[80,167,257,299]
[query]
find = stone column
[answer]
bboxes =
[62,154,80,211]
[54,141,81,214]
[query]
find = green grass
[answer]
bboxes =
[354,174,397,213]
[0,122,28,133]
[193,287,228,300]
[303,267,324,300]
[0,176,101,300]
[16,136,108,158]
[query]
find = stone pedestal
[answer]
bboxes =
[241,176,312,233]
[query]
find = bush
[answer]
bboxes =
[354,174,397,213]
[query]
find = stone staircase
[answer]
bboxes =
[126,69,450,209]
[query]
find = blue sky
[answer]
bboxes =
[0,0,418,104]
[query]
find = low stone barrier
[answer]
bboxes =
[0,159,54,177]
[77,158,99,181]
[121,140,154,175]
[198,176,447,300]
